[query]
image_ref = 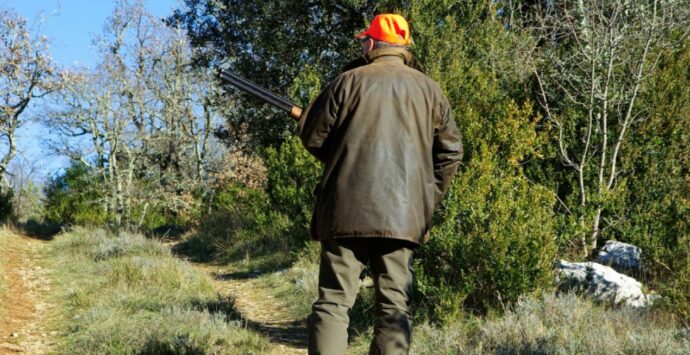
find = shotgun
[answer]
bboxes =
[218,69,303,121]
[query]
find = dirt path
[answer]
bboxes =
[0,230,56,354]
[191,263,308,355]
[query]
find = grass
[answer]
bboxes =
[412,293,690,354]
[243,246,690,354]
[141,221,690,354]
[49,227,273,354]
[253,243,320,319]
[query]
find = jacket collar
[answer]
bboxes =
[366,47,412,64]
[340,47,424,74]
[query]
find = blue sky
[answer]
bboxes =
[5,0,180,182]
[8,0,178,67]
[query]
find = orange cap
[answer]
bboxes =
[356,14,411,46]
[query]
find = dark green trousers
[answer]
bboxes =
[308,237,415,355]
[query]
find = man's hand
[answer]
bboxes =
[290,106,303,120]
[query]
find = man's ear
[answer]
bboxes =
[367,38,375,51]
[364,38,375,54]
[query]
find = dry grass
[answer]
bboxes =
[49,227,273,354]
[413,293,690,354]
[252,248,690,354]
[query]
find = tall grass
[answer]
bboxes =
[253,248,690,354]
[412,293,690,354]
[49,227,272,354]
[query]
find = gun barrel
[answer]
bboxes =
[219,69,301,120]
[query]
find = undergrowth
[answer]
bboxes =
[412,293,690,354]
[48,227,272,354]
[251,245,690,354]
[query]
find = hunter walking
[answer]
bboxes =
[298,14,463,355]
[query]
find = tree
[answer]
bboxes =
[49,0,226,229]
[528,0,690,255]
[168,0,406,149]
[7,155,44,222]
[0,9,60,192]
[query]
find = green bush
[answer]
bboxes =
[403,2,558,319]
[190,182,293,268]
[43,162,107,226]
[0,188,13,223]
[417,153,557,319]
[263,135,321,245]
[184,136,321,269]
[658,236,690,325]
[612,44,690,323]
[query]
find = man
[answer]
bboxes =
[298,14,463,355]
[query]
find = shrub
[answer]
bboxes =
[12,180,44,223]
[658,237,690,325]
[186,136,320,268]
[0,188,13,223]
[43,162,107,226]
[263,135,321,245]
[416,102,557,319]
[412,293,690,354]
[417,157,557,319]
[190,182,293,268]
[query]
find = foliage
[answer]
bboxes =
[410,1,556,317]
[49,0,227,229]
[50,227,272,354]
[168,0,407,149]
[0,188,13,223]
[525,0,690,255]
[190,181,293,268]
[185,135,321,268]
[263,135,322,245]
[615,43,690,323]
[418,154,557,318]
[43,162,107,226]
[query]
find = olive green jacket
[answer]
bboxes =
[298,47,463,245]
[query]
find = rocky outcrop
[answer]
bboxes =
[596,240,641,272]
[554,260,655,308]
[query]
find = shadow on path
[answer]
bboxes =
[190,266,308,353]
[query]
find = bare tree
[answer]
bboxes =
[529,0,690,255]
[7,154,44,222]
[0,9,60,192]
[48,0,226,229]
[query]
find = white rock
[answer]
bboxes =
[554,260,654,308]
[596,240,641,271]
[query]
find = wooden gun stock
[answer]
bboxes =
[218,69,303,121]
